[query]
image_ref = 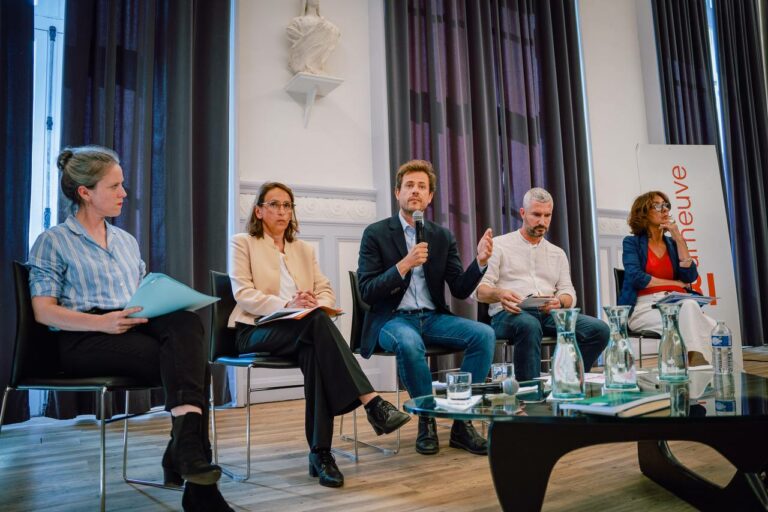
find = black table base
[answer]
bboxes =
[488,418,768,511]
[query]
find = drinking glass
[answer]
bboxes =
[446,371,472,402]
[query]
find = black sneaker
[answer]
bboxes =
[366,399,411,435]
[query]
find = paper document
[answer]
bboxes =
[434,395,483,411]
[126,273,219,318]
[519,295,555,309]
[656,292,716,306]
[256,305,343,326]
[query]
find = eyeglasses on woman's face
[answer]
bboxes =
[261,201,295,212]
[650,202,671,212]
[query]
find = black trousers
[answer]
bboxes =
[56,310,210,412]
[236,309,374,450]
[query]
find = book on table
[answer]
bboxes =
[655,292,716,306]
[559,391,671,417]
[256,305,343,326]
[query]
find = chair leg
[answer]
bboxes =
[639,335,644,368]
[338,374,401,457]
[99,387,107,512]
[216,366,252,482]
[121,390,182,490]
[0,386,11,436]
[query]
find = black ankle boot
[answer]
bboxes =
[161,437,184,487]
[308,449,344,488]
[182,483,233,512]
[169,413,222,485]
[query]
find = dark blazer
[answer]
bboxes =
[618,233,699,308]
[357,215,485,358]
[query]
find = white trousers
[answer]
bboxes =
[628,293,717,363]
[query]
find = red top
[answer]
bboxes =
[638,246,687,296]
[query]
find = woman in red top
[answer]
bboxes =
[618,191,715,365]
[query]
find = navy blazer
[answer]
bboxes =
[618,233,699,308]
[356,215,485,358]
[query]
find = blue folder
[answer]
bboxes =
[125,273,219,318]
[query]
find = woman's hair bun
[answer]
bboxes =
[57,149,74,172]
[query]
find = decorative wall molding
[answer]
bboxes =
[597,208,630,237]
[239,182,377,227]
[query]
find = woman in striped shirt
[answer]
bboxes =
[28,146,231,512]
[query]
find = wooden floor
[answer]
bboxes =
[1,358,766,512]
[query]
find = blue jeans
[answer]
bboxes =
[378,311,496,398]
[491,309,609,381]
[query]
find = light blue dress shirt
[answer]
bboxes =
[28,215,146,312]
[397,212,436,311]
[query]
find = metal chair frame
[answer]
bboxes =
[0,262,179,512]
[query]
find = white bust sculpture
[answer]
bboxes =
[286,0,341,76]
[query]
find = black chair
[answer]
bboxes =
[339,271,465,459]
[208,270,306,481]
[477,302,557,373]
[0,262,175,512]
[613,268,660,368]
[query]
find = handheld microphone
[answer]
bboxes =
[413,210,425,244]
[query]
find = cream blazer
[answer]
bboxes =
[228,232,336,327]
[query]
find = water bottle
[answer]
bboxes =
[713,373,736,416]
[711,321,733,374]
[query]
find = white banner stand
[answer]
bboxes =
[636,144,743,371]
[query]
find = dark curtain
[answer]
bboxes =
[46,0,230,419]
[0,0,33,425]
[653,0,768,346]
[652,0,718,145]
[385,0,598,317]
[713,0,768,346]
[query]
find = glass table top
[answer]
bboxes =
[404,371,768,423]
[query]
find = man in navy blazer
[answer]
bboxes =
[357,159,496,456]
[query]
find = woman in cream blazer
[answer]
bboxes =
[228,182,410,489]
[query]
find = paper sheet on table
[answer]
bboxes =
[435,395,483,411]
[126,273,219,318]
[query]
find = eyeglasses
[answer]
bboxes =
[261,201,295,212]
[650,202,671,212]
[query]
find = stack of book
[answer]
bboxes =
[559,391,671,417]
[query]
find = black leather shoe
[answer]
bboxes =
[366,399,411,435]
[182,483,234,512]
[415,417,439,455]
[309,449,344,488]
[449,420,488,455]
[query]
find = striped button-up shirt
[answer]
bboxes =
[28,215,146,312]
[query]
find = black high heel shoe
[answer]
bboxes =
[308,449,343,488]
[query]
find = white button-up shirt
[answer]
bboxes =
[477,230,576,317]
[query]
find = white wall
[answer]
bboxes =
[236,0,378,189]
[580,0,664,213]
[233,0,395,403]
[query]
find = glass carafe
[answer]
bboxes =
[550,308,585,399]
[602,305,637,389]
[657,303,688,382]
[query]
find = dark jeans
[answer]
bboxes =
[236,309,374,450]
[56,310,210,412]
[491,309,609,381]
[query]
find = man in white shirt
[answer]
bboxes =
[475,188,609,381]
